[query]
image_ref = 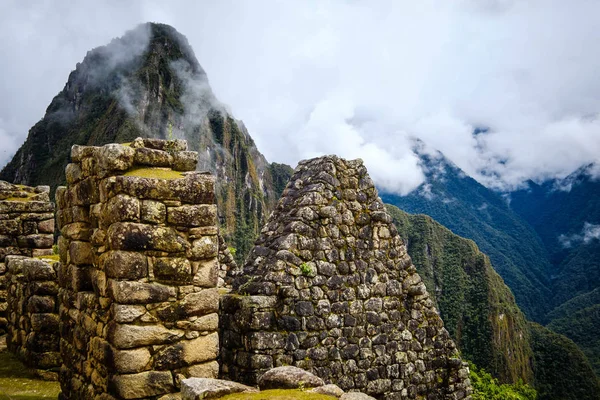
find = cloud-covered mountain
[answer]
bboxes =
[0,23,293,261]
[381,149,553,321]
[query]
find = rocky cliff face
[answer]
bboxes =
[0,23,292,262]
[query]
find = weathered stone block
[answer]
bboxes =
[134,147,173,167]
[141,200,166,224]
[110,371,174,399]
[108,280,176,304]
[98,144,135,173]
[107,322,183,349]
[17,234,53,249]
[102,251,148,280]
[69,241,94,265]
[102,194,140,226]
[168,205,216,227]
[107,222,187,253]
[23,259,56,281]
[192,259,218,287]
[173,151,198,171]
[110,347,152,374]
[154,257,191,282]
[37,219,55,233]
[188,236,218,260]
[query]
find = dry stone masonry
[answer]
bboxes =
[5,255,61,379]
[56,138,220,399]
[221,156,472,400]
[0,181,54,335]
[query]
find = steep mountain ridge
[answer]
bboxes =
[381,151,553,321]
[385,204,533,384]
[511,165,600,375]
[385,205,600,399]
[0,23,293,260]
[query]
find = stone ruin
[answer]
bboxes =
[5,255,61,379]
[0,181,55,335]
[0,140,472,400]
[55,138,220,399]
[221,156,472,399]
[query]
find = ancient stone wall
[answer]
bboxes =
[5,255,61,379]
[0,181,54,335]
[221,156,472,400]
[56,138,220,399]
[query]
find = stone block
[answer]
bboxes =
[192,259,218,287]
[23,259,56,281]
[17,234,54,249]
[107,322,184,349]
[102,251,148,280]
[110,347,152,374]
[141,200,166,224]
[65,163,83,184]
[98,144,135,173]
[188,236,218,260]
[168,205,216,227]
[173,151,198,172]
[69,241,94,265]
[110,371,174,399]
[154,257,192,282]
[134,147,173,167]
[107,222,187,253]
[108,280,176,304]
[101,194,140,226]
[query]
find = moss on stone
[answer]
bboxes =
[123,167,184,180]
[219,389,336,400]
[34,255,60,262]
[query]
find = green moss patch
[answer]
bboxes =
[0,344,60,399]
[123,167,184,180]
[34,255,60,262]
[220,389,336,400]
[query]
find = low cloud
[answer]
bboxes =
[559,222,600,248]
[1,1,600,194]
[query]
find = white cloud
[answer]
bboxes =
[559,222,600,248]
[1,0,600,193]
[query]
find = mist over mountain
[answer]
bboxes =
[0,23,293,261]
[381,148,553,321]
[511,165,600,375]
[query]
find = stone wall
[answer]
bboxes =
[5,255,61,379]
[56,138,220,399]
[0,181,54,335]
[221,156,472,400]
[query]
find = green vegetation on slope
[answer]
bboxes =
[470,364,537,400]
[511,168,600,377]
[382,153,553,321]
[386,204,532,384]
[528,322,600,400]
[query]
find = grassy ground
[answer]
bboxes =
[0,337,60,400]
[219,389,336,400]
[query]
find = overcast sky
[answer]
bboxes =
[1,0,599,194]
